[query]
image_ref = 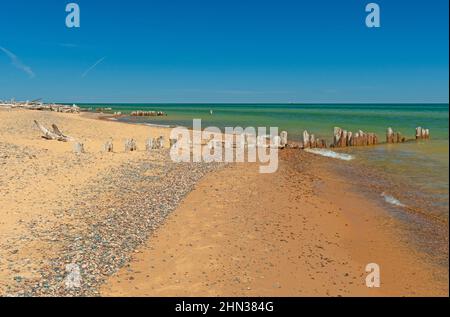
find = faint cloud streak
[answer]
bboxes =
[60,43,79,48]
[82,57,106,78]
[0,46,35,78]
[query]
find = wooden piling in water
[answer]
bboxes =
[302,130,326,149]
[386,127,406,144]
[416,127,430,140]
[130,110,166,117]
[333,127,378,148]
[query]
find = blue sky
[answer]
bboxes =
[0,0,448,103]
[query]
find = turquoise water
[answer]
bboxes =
[79,103,449,222]
[80,103,449,141]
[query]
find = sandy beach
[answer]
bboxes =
[0,108,448,296]
[101,151,448,297]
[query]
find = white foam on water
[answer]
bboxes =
[144,123,171,128]
[304,148,354,161]
[381,192,406,207]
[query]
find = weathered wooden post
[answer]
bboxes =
[257,135,267,148]
[333,127,341,147]
[169,138,178,149]
[386,127,394,143]
[157,136,165,149]
[303,130,310,148]
[339,130,346,147]
[347,131,353,146]
[73,142,85,154]
[103,139,114,152]
[415,127,430,140]
[145,138,153,152]
[387,128,405,143]
[416,127,422,139]
[280,131,288,148]
[271,135,282,149]
[149,138,156,149]
[124,138,137,152]
[361,130,367,146]
[395,132,402,143]
[310,134,315,148]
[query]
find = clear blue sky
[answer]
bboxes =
[0,0,448,103]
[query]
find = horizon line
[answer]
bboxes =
[59,101,450,105]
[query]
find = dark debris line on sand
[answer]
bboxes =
[6,150,223,296]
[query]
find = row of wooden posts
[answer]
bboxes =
[73,136,166,154]
[130,110,166,117]
[302,126,430,149]
[66,127,430,153]
[74,133,290,154]
[331,127,379,148]
[415,127,430,140]
[71,126,431,154]
[386,128,406,144]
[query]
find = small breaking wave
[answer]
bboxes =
[304,148,354,161]
[381,192,406,207]
[144,123,171,128]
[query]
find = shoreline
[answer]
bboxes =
[0,108,448,296]
[101,150,448,296]
[97,112,449,253]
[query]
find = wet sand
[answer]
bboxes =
[102,150,448,296]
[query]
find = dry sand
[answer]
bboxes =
[0,108,448,296]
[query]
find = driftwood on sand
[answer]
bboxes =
[51,124,73,141]
[34,120,71,142]
[9,102,80,113]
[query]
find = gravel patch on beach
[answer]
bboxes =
[3,150,223,296]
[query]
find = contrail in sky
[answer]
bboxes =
[81,57,106,78]
[0,46,35,78]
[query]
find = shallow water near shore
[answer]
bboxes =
[79,103,449,262]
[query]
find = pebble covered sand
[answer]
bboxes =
[0,109,222,296]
